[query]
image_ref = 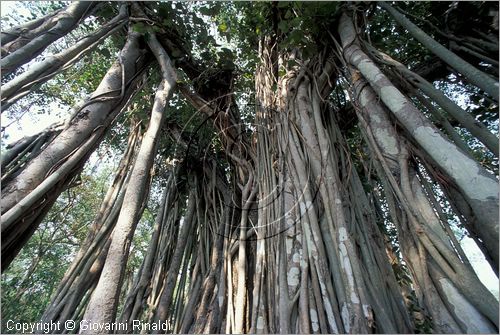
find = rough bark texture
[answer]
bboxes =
[41,122,140,327]
[351,72,498,332]
[80,32,176,332]
[339,12,499,269]
[1,28,149,271]
[367,46,499,156]
[3,3,498,334]
[379,2,499,101]
[1,5,128,109]
[1,1,97,77]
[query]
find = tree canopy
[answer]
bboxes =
[1,1,499,334]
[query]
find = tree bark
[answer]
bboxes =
[41,122,140,326]
[1,4,129,110]
[1,28,149,271]
[152,188,196,331]
[379,1,499,101]
[1,2,97,77]
[339,12,499,268]
[1,10,60,46]
[367,46,499,156]
[118,168,180,330]
[80,32,176,332]
[351,71,498,331]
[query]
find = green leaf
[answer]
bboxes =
[218,23,228,32]
[199,6,215,16]
[171,49,183,58]
[289,30,302,43]
[158,5,171,18]
[193,16,204,26]
[131,22,147,33]
[278,21,288,33]
[290,17,302,28]
[98,48,111,58]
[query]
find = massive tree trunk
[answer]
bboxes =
[365,45,499,157]
[378,2,499,102]
[151,186,197,330]
[1,4,129,110]
[2,3,497,334]
[118,167,181,331]
[351,71,498,332]
[41,121,141,328]
[0,27,149,271]
[80,31,176,332]
[339,12,499,269]
[239,29,413,333]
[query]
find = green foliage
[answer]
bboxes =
[368,3,434,70]
[406,290,434,334]
[395,1,499,77]
[0,1,65,28]
[1,169,111,331]
[433,77,499,174]
[2,2,498,332]
[276,2,340,55]
[42,45,116,106]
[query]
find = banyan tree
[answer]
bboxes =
[1,1,498,334]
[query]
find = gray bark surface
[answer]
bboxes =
[1,2,97,76]
[379,1,499,101]
[352,73,498,331]
[1,30,148,271]
[1,5,128,109]
[339,12,499,268]
[80,31,176,332]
